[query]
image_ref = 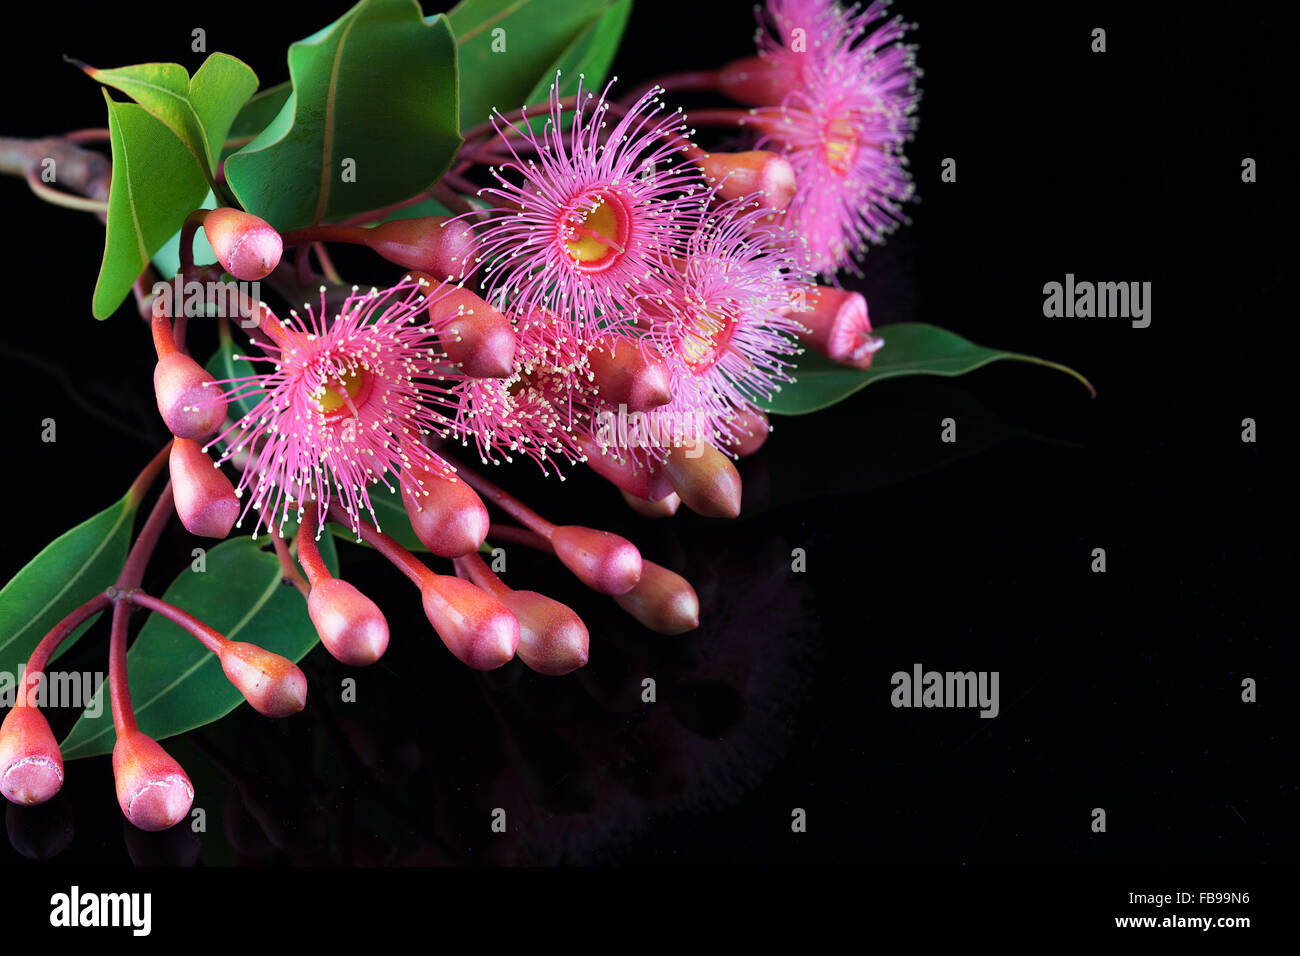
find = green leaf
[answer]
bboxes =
[93,92,211,319]
[225,0,461,231]
[152,190,219,279]
[520,0,632,110]
[80,54,258,177]
[762,323,1095,416]
[204,323,264,423]
[60,534,337,760]
[448,0,626,132]
[222,82,292,158]
[0,490,138,682]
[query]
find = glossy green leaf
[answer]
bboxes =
[225,0,461,231]
[763,323,1095,416]
[222,82,291,156]
[81,54,258,177]
[520,0,632,110]
[0,490,138,683]
[61,534,337,760]
[92,92,210,319]
[448,0,625,131]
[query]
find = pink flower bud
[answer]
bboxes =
[153,352,226,440]
[369,216,479,281]
[112,730,193,832]
[420,575,520,670]
[0,707,63,807]
[621,489,681,518]
[170,439,239,538]
[614,560,700,635]
[587,336,673,411]
[790,286,882,368]
[498,590,589,676]
[549,525,643,595]
[716,55,799,107]
[427,287,517,379]
[307,578,390,666]
[402,465,490,557]
[695,151,797,211]
[662,444,743,519]
[217,642,307,718]
[202,208,283,281]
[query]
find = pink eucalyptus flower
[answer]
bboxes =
[205,281,464,538]
[471,75,710,333]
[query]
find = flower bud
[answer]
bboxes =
[587,336,673,411]
[307,578,390,666]
[716,55,799,107]
[662,443,743,519]
[789,286,882,368]
[112,730,193,832]
[217,642,307,718]
[428,287,517,379]
[575,433,674,501]
[695,151,797,211]
[403,465,490,557]
[620,489,680,518]
[420,575,520,670]
[498,590,589,676]
[153,352,226,440]
[368,216,479,281]
[549,525,643,595]
[170,439,239,538]
[202,208,282,281]
[0,707,63,807]
[723,406,770,458]
[614,560,700,635]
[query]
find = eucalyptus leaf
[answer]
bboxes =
[225,0,461,230]
[93,93,210,319]
[763,323,1094,416]
[61,534,337,760]
[0,490,138,683]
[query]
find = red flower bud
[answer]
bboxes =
[402,465,490,557]
[153,352,225,440]
[614,560,700,635]
[112,730,193,832]
[662,443,743,519]
[170,439,239,538]
[723,407,770,458]
[0,707,63,807]
[789,286,882,368]
[587,336,673,412]
[621,489,681,518]
[575,433,674,501]
[695,151,797,211]
[217,642,307,718]
[202,208,282,281]
[420,575,519,670]
[716,55,798,107]
[427,287,517,379]
[549,525,643,595]
[307,578,390,666]
[498,590,589,676]
[368,216,479,281]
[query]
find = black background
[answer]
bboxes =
[0,0,1291,883]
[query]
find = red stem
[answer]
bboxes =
[18,593,113,706]
[619,70,719,108]
[116,483,175,591]
[327,503,432,588]
[443,458,556,537]
[108,599,136,734]
[127,443,172,509]
[487,523,553,553]
[271,534,311,598]
[124,591,226,656]
[452,551,511,600]
[295,509,332,588]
